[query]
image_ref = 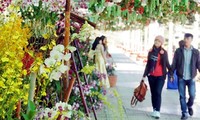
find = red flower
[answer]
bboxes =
[121,7,126,11]
[137,6,144,14]
[22,52,34,74]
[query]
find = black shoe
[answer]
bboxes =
[188,107,193,116]
[181,114,188,120]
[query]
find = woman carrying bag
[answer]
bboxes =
[142,35,171,119]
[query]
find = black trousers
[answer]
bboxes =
[148,75,165,111]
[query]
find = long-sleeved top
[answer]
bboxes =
[171,46,200,79]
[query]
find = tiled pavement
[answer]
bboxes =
[91,45,200,120]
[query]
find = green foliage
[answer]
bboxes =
[81,65,95,75]
[20,0,59,38]
[22,100,36,120]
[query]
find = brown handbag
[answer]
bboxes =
[131,80,148,107]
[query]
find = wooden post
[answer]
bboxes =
[15,100,21,119]
[62,0,71,102]
[63,77,75,102]
[64,0,70,47]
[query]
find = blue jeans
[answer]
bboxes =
[148,75,165,111]
[178,78,196,114]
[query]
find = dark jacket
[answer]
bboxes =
[143,48,171,79]
[171,47,200,79]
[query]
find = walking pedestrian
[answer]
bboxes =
[171,33,200,120]
[92,37,109,88]
[142,35,171,119]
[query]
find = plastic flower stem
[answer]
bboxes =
[28,72,37,102]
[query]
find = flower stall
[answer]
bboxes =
[1,0,200,119]
[0,0,122,119]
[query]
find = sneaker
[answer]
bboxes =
[188,107,193,116]
[181,113,188,120]
[154,111,160,119]
[151,110,156,117]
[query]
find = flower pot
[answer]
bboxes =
[108,75,117,87]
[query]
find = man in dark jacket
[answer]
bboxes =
[171,33,200,120]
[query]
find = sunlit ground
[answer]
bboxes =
[109,44,200,118]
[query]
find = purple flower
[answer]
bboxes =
[58,106,63,111]
[72,102,80,110]
[48,112,52,118]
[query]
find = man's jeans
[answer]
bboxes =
[148,75,165,111]
[178,78,196,114]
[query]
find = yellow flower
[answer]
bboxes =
[17,62,23,68]
[42,33,50,39]
[41,91,46,96]
[0,81,5,88]
[1,57,9,62]
[22,70,27,76]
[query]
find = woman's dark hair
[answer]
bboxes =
[179,40,185,48]
[100,35,107,51]
[100,35,106,41]
[92,37,101,50]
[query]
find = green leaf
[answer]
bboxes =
[28,110,36,119]
[107,6,112,17]
[22,113,29,120]
[28,100,36,111]
[156,0,160,6]
[117,6,121,16]
[55,81,61,93]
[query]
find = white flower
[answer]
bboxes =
[105,2,114,7]
[49,70,62,81]
[74,87,79,95]
[67,46,76,52]
[44,108,57,119]
[63,53,71,61]
[66,104,72,111]
[50,50,64,61]
[113,0,122,3]
[57,64,68,73]
[62,111,72,119]
[56,101,67,111]
[39,64,46,75]
[45,58,56,67]
[53,44,64,53]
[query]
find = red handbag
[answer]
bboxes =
[131,80,148,107]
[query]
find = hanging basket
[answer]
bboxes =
[108,75,117,87]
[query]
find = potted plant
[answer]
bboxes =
[106,63,117,87]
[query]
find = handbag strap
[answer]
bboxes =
[131,96,138,107]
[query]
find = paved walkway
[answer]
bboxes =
[91,45,200,120]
